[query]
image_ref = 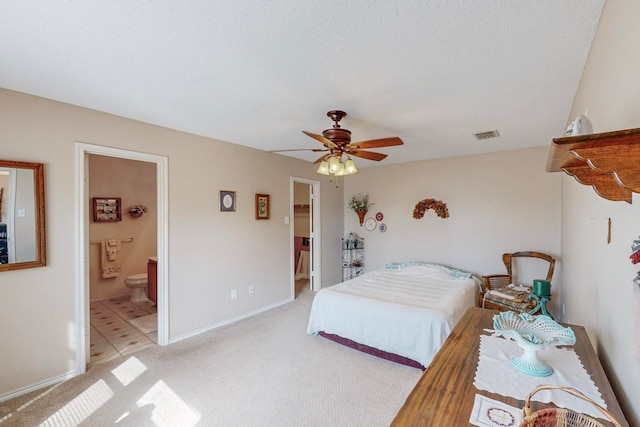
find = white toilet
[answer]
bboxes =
[125,273,148,302]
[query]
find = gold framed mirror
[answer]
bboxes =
[0,160,46,271]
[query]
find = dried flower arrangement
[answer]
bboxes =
[412,198,449,219]
[347,194,373,212]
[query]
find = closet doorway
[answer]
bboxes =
[74,143,169,376]
[291,177,321,297]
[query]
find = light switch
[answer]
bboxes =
[17,209,26,217]
[284,216,290,225]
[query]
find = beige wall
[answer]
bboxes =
[88,155,158,300]
[562,1,640,424]
[0,87,343,399]
[343,146,563,313]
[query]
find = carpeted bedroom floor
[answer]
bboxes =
[0,286,423,427]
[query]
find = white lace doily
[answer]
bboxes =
[474,334,607,420]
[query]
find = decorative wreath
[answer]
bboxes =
[412,198,449,219]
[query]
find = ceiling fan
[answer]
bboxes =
[272,110,403,177]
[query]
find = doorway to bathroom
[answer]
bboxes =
[291,177,321,297]
[87,155,158,367]
[75,143,169,374]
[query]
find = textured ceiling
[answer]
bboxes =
[0,1,605,167]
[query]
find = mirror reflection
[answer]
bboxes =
[0,160,46,271]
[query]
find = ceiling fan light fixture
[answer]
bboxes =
[328,156,342,174]
[316,160,330,175]
[344,158,358,175]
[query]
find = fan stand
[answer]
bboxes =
[323,110,351,145]
[327,110,347,127]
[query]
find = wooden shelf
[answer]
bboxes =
[547,128,640,203]
[294,204,310,214]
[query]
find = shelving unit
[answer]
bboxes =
[547,127,640,203]
[342,232,364,281]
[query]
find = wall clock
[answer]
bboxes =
[365,217,377,231]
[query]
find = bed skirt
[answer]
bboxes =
[318,331,426,370]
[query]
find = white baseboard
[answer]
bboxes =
[169,297,292,344]
[0,370,77,403]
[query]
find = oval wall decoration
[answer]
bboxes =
[412,198,449,219]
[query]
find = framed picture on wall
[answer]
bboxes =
[92,197,122,222]
[255,194,270,220]
[219,190,236,212]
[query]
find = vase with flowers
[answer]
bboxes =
[348,193,373,226]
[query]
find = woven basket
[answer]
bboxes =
[519,385,622,427]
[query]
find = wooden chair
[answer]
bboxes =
[481,251,555,313]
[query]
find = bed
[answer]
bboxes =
[306,262,481,369]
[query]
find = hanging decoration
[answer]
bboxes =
[127,205,147,219]
[630,237,640,287]
[348,193,374,226]
[412,198,449,219]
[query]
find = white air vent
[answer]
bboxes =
[474,130,500,140]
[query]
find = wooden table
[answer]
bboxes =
[391,307,629,426]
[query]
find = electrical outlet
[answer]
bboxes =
[231,289,238,300]
[248,285,254,294]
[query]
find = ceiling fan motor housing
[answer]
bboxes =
[322,127,351,145]
[323,110,351,146]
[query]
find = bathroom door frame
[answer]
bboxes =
[74,142,169,375]
[290,177,321,295]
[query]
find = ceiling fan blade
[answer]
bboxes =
[313,153,332,164]
[269,148,327,153]
[349,150,388,161]
[302,131,338,149]
[346,137,404,150]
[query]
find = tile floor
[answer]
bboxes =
[295,279,310,297]
[89,295,157,368]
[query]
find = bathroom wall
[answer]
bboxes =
[88,155,157,301]
[14,168,36,262]
[293,181,311,276]
[0,172,7,221]
[293,181,310,237]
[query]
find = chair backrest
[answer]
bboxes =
[502,251,555,285]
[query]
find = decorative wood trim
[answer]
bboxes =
[562,165,632,203]
[547,128,640,203]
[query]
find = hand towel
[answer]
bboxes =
[101,239,121,278]
[295,250,310,280]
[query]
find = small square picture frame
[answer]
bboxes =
[255,194,270,220]
[92,197,122,222]
[219,190,236,212]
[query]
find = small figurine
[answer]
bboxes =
[571,114,593,136]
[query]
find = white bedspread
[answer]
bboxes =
[306,264,478,367]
